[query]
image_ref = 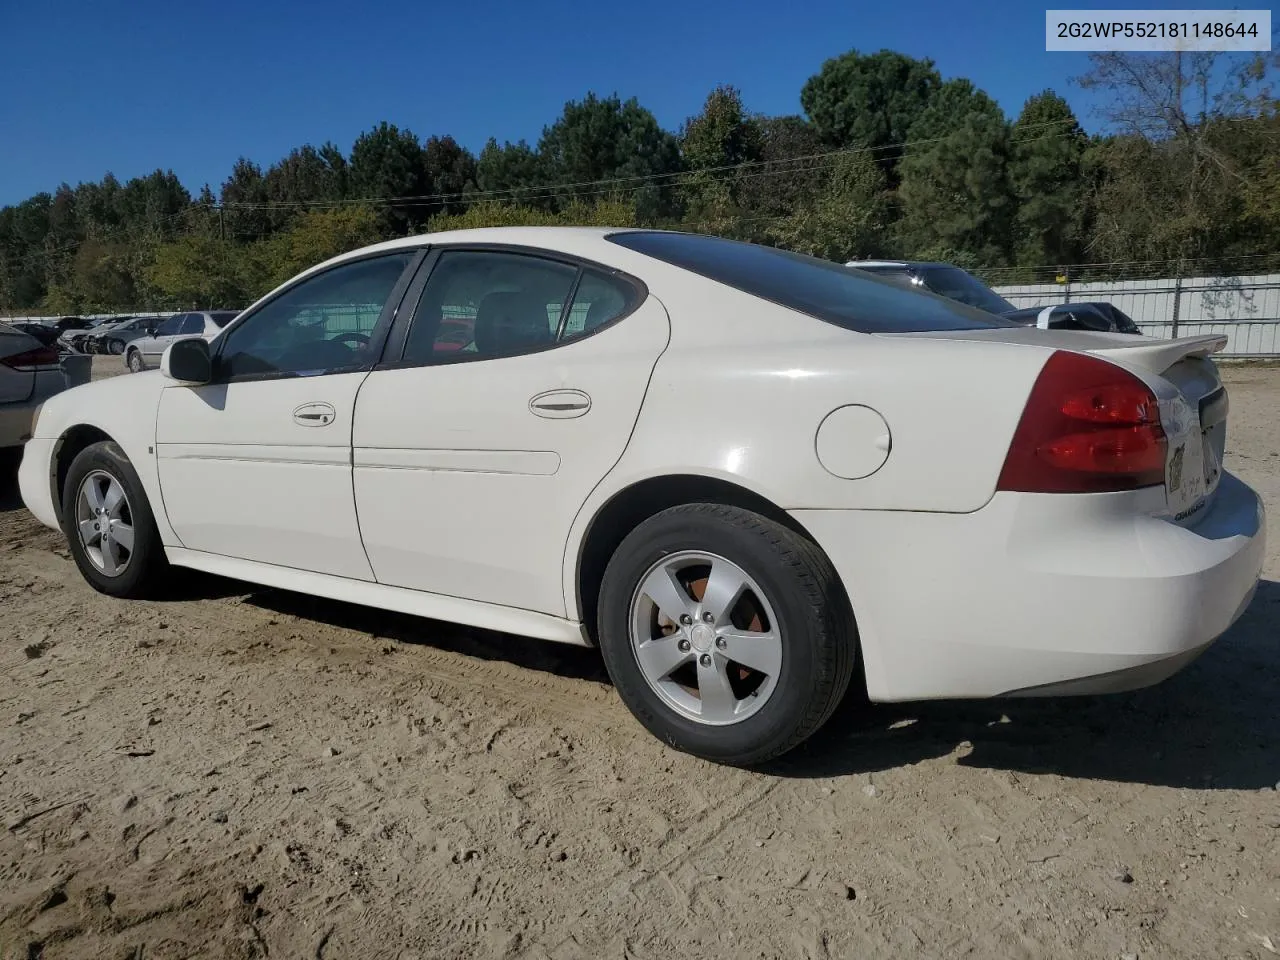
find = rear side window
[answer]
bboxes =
[155,315,184,336]
[180,314,205,334]
[608,232,1015,333]
[210,311,239,328]
[560,269,632,341]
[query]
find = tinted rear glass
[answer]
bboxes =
[210,312,239,328]
[607,232,1016,333]
[915,265,1015,314]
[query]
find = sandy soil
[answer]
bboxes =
[1,359,1277,960]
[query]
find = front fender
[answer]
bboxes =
[31,371,179,546]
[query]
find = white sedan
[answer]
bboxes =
[18,228,1265,765]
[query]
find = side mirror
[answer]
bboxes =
[162,338,212,385]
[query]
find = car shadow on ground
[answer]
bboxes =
[244,589,612,685]
[771,579,1280,790]
[250,577,1279,792]
[0,450,23,512]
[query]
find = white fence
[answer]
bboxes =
[2,312,179,324]
[993,273,1280,358]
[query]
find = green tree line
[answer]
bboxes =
[1,48,1275,313]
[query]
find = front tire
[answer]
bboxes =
[61,441,169,598]
[597,503,856,766]
[107,338,125,355]
[126,349,144,372]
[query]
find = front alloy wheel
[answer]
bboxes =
[61,440,169,598]
[74,470,136,577]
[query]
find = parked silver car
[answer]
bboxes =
[0,323,89,449]
[125,311,239,372]
[90,315,165,355]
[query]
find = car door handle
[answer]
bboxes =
[293,401,336,426]
[529,389,591,419]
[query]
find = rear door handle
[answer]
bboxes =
[529,389,591,419]
[293,401,336,426]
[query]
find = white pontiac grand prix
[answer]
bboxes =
[18,227,1265,764]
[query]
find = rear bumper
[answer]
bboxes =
[0,398,41,448]
[793,472,1266,702]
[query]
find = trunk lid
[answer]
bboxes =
[883,327,1229,525]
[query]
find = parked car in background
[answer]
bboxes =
[17,227,1263,766]
[58,317,120,354]
[846,260,1143,334]
[0,322,84,450]
[64,317,128,354]
[125,311,239,372]
[89,315,162,355]
[7,321,61,348]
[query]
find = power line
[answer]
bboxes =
[211,118,1085,212]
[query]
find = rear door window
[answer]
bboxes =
[400,251,578,364]
[154,315,185,337]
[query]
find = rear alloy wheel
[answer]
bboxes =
[61,441,169,598]
[598,503,856,766]
[107,338,125,355]
[630,550,783,725]
[127,349,144,372]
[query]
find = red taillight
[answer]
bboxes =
[1,346,60,370]
[997,351,1167,493]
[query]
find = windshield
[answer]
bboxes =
[916,266,1015,315]
[607,232,1015,334]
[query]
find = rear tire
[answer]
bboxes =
[61,441,169,599]
[127,349,144,372]
[597,503,856,766]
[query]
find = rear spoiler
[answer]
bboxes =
[1084,333,1227,376]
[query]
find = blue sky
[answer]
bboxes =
[0,0,1170,206]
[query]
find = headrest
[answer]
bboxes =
[473,291,552,355]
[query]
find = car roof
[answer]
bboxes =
[259,226,643,301]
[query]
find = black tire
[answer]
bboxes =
[127,349,145,372]
[597,503,856,766]
[107,338,125,355]
[60,440,169,598]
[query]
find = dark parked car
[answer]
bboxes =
[7,321,61,348]
[845,260,1142,334]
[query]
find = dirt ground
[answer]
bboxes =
[1,358,1277,960]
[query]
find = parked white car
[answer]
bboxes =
[17,228,1265,764]
[125,311,239,372]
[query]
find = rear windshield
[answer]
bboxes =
[915,265,1015,315]
[607,232,1016,333]
[210,311,239,328]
